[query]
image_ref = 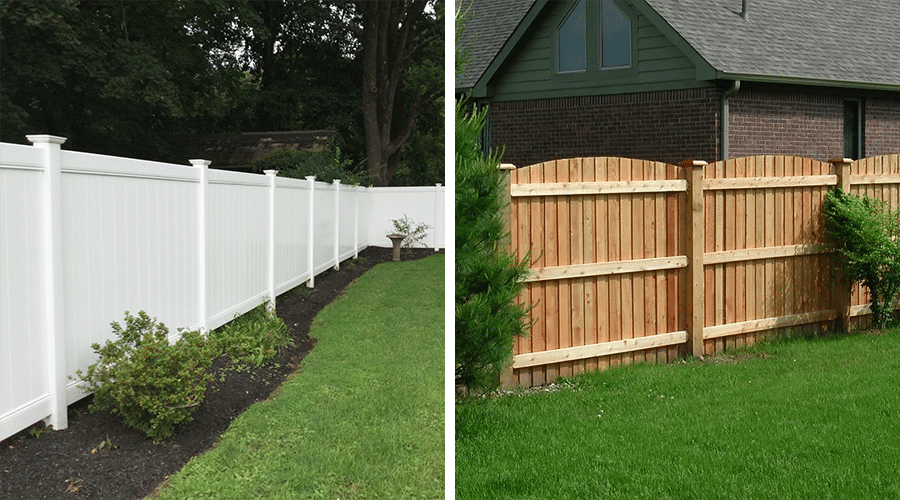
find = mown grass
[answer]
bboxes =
[155,255,444,500]
[456,330,900,499]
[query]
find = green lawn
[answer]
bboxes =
[156,255,444,500]
[457,330,900,499]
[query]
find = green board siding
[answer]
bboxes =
[490,1,707,102]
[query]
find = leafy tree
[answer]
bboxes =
[0,0,227,158]
[455,98,531,394]
[1,0,442,186]
[824,188,900,328]
[354,0,443,186]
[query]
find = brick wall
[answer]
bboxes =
[728,90,844,161]
[489,88,720,168]
[866,98,900,157]
[489,87,899,168]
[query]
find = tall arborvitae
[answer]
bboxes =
[455,99,531,394]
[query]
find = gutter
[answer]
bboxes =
[720,79,740,161]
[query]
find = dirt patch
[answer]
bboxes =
[0,247,441,500]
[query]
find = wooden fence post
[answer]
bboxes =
[434,183,442,251]
[28,134,68,431]
[190,159,211,332]
[830,157,853,332]
[498,163,517,390]
[680,160,707,357]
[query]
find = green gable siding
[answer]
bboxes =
[488,0,711,102]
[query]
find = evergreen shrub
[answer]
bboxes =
[455,99,530,395]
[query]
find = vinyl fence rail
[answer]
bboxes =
[503,154,900,389]
[0,136,444,441]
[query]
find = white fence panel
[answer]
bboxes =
[59,166,200,404]
[0,148,51,441]
[338,184,359,261]
[273,177,312,295]
[368,185,445,249]
[207,171,270,328]
[312,181,337,275]
[0,138,444,442]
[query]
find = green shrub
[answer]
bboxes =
[212,304,292,367]
[250,147,369,186]
[455,99,531,395]
[823,188,900,328]
[77,311,217,442]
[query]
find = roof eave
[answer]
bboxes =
[716,71,900,93]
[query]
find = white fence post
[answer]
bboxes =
[353,185,360,258]
[190,159,211,332]
[27,134,68,431]
[265,170,278,313]
[333,179,341,270]
[306,176,316,288]
[434,183,442,251]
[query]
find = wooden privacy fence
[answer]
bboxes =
[503,154,900,388]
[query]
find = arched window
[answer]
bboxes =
[557,0,586,73]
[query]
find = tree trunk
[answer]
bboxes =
[357,0,440,187]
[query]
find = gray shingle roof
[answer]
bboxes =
[456,0,537,90]
[646,0,900,87]
[458,0,900,91]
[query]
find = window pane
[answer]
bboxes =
[602,0,631,68]
[844,100,861,159]
[558,0,586,73]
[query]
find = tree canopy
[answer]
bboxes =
[0,0,443,186]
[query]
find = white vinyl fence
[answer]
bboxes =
[0,136,444,441]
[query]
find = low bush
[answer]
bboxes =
[212,304,292,367]
[77,311,217,442]
[823,187,900,328]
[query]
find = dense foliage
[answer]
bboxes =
[250,147,369,185]
[77,312,217,442]
[455,99,531,394]
[0,0,442,186]
[823,188,900,328]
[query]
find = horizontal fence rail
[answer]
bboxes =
[0,136,445,441]
[504,154,900,389]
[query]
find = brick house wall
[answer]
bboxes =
[489,88,721,168]
[727,89,844,161]
[489,86,899,168]
[866,98,900,157]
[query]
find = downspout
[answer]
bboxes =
[720,79,740,161]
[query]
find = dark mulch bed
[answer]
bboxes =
[0,247,442,500]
